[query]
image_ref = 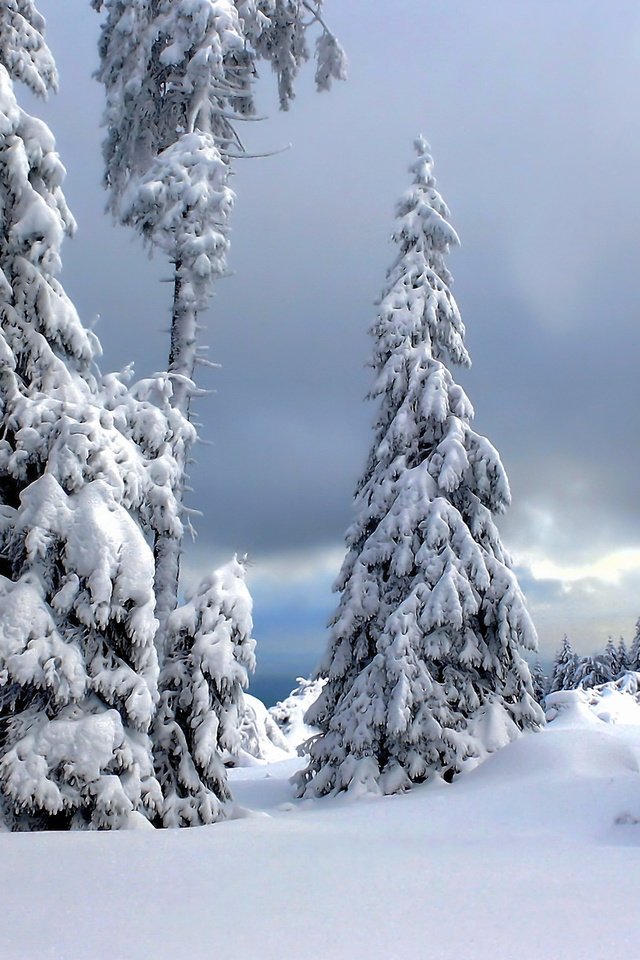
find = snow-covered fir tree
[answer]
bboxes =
[573,654,612,690]
[603,637,622,680]
[530,661,547,706]
[617,638,629,675]
[152,557,255,826]
[0,2,186,829]
[298,138,543,798]
[94,0,240,632]
[94,0,346,629]
[550,635,578,692]
[629,620,640,671]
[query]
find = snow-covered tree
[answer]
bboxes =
[152,557,255,826]
[629,620,640,671]
[0,4,185,829]
[270,676,326,749]
[297,138,543,799]
[573,654,611,690]
[93,0,345,822]
[602,637,621,680]
[549,636,578,692]
[530,661,547,706]
[617,638,629,675]
[94,0,346,630]
[231,693,293,764]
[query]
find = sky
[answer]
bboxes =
[27,0,640,698]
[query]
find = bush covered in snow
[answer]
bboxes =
[269,677,326,751]
[152,558,256,826]
[229,694,293,765]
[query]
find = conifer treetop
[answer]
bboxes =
[95,0,346,216]
[235,0,346,110]
[372,137,468,376]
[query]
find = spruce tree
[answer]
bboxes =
[94,0,241,636]
[617,638,629,675]
[550,635,578,692]
[0,1,185,829]
[94,0,346,632]
[573,654,611,690]
[603,637,620,680]
[298,138,543,798]
[629,619,640,671]
[531,661,547,706]
[93,0,345,823]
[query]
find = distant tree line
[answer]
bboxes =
[530,621,640,704]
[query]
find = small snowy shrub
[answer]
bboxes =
[152,558,256,826]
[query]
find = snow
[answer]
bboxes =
[230,693,293,764]
[229,679,327,765]
[2,686,640,959]
[268,675,327,748]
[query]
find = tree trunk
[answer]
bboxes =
[153,261,198,656]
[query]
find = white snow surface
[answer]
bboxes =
[2,683,640,959]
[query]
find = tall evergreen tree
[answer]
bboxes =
[530,661,547,706]
[94,0,345,823]
[298,138,543,798]
[550,635,578,692]
[94,0,346,633]
[603,637,620,680]
[617,637,629,675]
[0,1,185,829]
[629,619,640,671]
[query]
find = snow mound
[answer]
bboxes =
[546,671,640,726]
[469,717,640,788]
[268,676,326,749]
[467,676,640,791]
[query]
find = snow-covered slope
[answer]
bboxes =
[2,685,640,960]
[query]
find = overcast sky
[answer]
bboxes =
[31,1,640,694]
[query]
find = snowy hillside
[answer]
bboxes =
[2,682,640,960]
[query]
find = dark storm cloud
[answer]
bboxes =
[31,0,640,665]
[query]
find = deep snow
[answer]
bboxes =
[2,685,640,960]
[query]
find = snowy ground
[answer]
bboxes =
[2,686,640,960]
